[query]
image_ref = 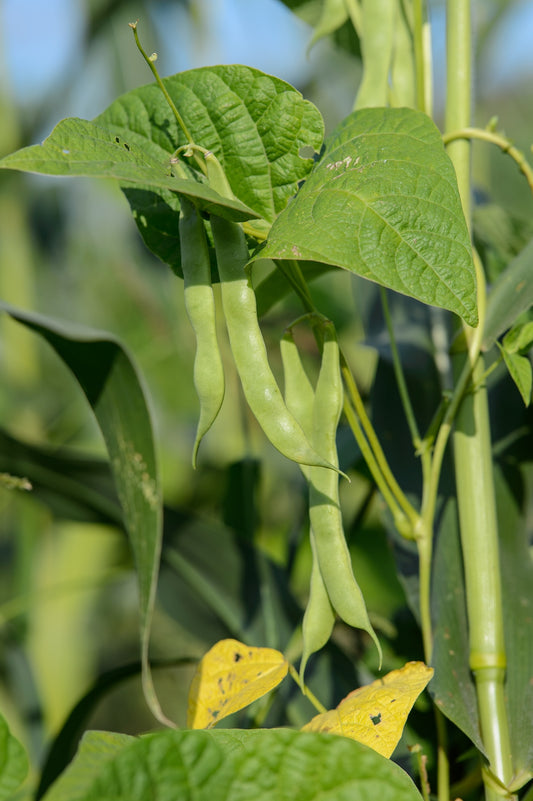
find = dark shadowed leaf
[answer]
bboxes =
[0,301,167,724]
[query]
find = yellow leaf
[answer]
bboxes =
[187,639,289,729]
[302,661,433,758]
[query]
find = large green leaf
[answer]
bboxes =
[41,731,135,801]
[96,66,324,222]
[42,728,424,801]
[94,66,324,273]
[0,117,257,221]
[0,712,28,801]
[255,107,478,326]
[0,302,167,725]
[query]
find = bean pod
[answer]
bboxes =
[210,215,338,472]
[309,322,382,664]
[179,196,225,467]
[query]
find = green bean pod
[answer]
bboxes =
[300,528,336,681]
[309,322,382,664]
[179,196,225,467]
[281,328,335,676]
[210,215,339,472]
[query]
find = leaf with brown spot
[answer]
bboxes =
[187,639,289,729]
[302,661,433,758]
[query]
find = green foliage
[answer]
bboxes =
[0,712,28,800]
[0,3,533,801]
[256,107,478,326]
[42,728,424,801]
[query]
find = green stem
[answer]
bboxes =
[380,287,422,448]
[288,664,327,714]
[130,20,206,176]
[442,127,533,195]
[413,0,428,113]
[445,0,513,795]
[341,356,420,531]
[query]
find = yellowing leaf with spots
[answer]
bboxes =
[302,661,433,758]
[187,639,289,729]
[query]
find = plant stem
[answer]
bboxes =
[380,287,422,448]
[442,127,533,194]
[412,0,428,113]
[445,0,514,796]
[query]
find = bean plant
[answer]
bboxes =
[0,1,532,801]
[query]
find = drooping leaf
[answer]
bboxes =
[502,321,533,354]
[495,464,533,779]
[0,301,168,725]
[429,496,486,755]
[302,661,433,757]
[484,238,533,349]
[42,728,424,801]
[0,117,257,221]
[0,712,28,801]
[500,348,532,406]
[187,639,288,729]
[255,107,478,326]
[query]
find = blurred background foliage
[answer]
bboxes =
[0,1,532,797]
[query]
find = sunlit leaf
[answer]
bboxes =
[42,728,424,801]
[187,639,289,729]
[0,117,257,221]
[256,107,478,326]
[302,661,433,757]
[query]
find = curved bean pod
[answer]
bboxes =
[281,328,335,677]
[309,322,382,663]
[300,528,336,681]
[210,215,337,471]
[179,196,225,467]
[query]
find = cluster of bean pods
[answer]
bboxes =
[281,324,381,679]
[177,146,380,678]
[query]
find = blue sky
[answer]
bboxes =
[2,0,533,109]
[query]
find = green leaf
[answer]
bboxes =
[255,107,478,326]
[0,118,257,222]
[41,731,135,801]
[495,464,533,779]
[429,496,486,755]
[500,348,532,406]
[93,66,324,273]
[0,712,28,801]
[484,238,533,349]
[502,321,533,354]
[96,66,323,222]
[0,302,167,725]
[43,728,424,801]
